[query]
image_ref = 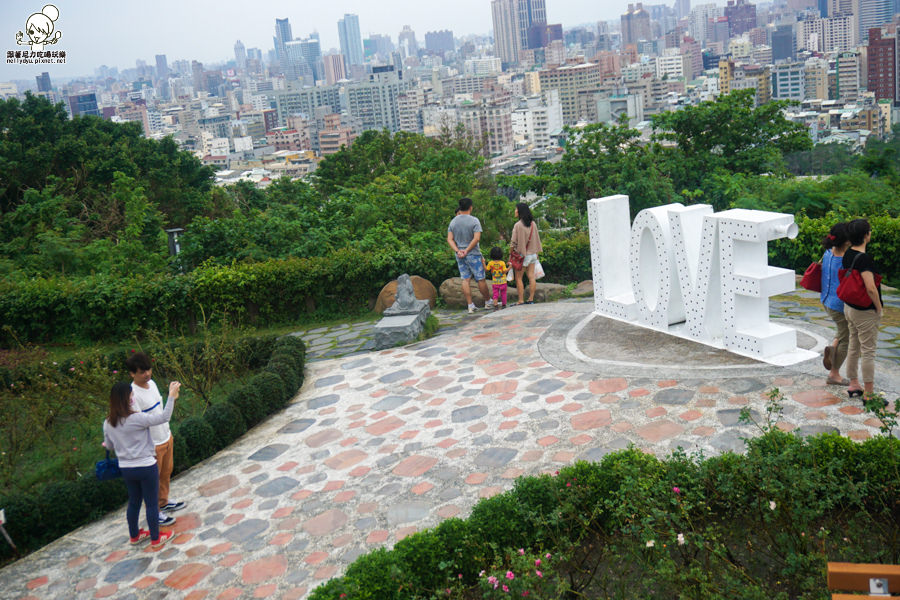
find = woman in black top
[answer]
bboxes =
[842,219,883,400]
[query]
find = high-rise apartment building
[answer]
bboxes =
[425,30,455,55]
[234,41,246,72]
[323,55,347,85]
[621,4,652,46]
[688,3,719,44]
[858,0,895,44]
[68,93,100,117]
[836,51,861,101]
[724,0,757,37]
[346,66,409,132]
[772,25,795,61]
[867,28,897,103]
[36,71,52,92]
[274,18,293,65]
[399,25,419,56]
[771,61,806,100]
[805,57,829,99]
[797,13,858,51]
[338,14,364,67]
[676,0,692,18]
[492,0,547,67]
[155,55,168,80]
[537,61,603,124]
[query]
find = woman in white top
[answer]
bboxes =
[103,380,180,547]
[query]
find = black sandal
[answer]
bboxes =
[847,389,863,398]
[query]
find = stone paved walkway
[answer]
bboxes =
[4,295,899,600]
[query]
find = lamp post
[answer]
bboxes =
[165,228,184,257]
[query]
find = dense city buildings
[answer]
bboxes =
[9,0,898,184]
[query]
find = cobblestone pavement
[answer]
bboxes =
[4,294,898,600]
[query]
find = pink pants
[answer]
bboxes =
[492,283,507,305]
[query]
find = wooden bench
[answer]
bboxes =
[828,562,900,599]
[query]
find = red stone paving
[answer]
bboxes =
[589,378,628,394]
[272,507,294,518]
[793,389,840,408]
[333,534,353,547]
[186,545,207,558]
[499,420,519,429]
[26,576,48,590]
[393,455,438,477]
[611,422,633,432]
[305,428,343,447]
[629,388,650,397]
[848,430,871,440]
[173,513,202,533]
[349,465,371,477]
[290,490,313,500]
[679,410,702,421]
[105,550,128,562]
[483,361,519,376]
[553,451,575,462]
[396,526,418,540]
[464,472,487,484]
[366,530,389,544]
[437,505,460,518]
[185,590,209,600]
[304,551,329,565]
[131,576,157,589]
[277,461,299,471]
[197,475,240,498]
[501,467,524,478]
[270,533,293,546]
[324,449,367,470]
[645,407,667,418]
[569,434,593,445]
[67,556,89,569]
[233,498,253,509]
[657,379,677,387]
[365,416,405,435]
[254,584,278,597]
[692,426,716,436]
[479,486,503,498]
[537,436,559,446]
[840,406,864,415]
[570,409,612,430]
[501,407,523,417]
[76,578,97,592]
[314,565,338,580]
[223,514,243,526]
[303,509,349,536]
[164,563,213,590]
[94,584,118,598]
[322,480,345,491]
[357,502,377,513]
[482,380,519,395]
[334,490,356,502]
[562,403,583,412]
[468,423,487,433]
[277,518,301,530]
[546,394,564,403]
[283,587,308,600]
[242,554,288,584]
[728,396,749,405]
[521,450,543,461]
[242,464,261,474]
[411,482,434,495]
[635,420,685,442]
[218,554,243,567]
[419,376,454,390]
[217,588,243,600]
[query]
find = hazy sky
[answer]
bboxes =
[0,0,723,82]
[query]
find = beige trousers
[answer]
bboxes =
[154,436,174,508]
[844,306,880,384]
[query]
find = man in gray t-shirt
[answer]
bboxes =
[447,197,492,313]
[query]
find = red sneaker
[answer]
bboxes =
[129,529,150,545]
[150,530,174,549]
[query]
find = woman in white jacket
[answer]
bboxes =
[103,380,180,548]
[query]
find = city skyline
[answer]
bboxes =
[1,0,732,82]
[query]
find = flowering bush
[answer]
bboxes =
[473,550,561,599]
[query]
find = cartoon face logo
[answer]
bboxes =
[16,5,62,52]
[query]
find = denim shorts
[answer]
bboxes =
[523,253,539,267]
[456,254,486,280]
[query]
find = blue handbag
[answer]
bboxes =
[95,450,121,481]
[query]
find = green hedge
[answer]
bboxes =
[0,237,597,347]
[771,212,900,286]
[310,430,899,600]
[0,335,305,562]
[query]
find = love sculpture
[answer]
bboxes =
[588,195,813,364]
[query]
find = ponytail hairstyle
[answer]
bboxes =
[821,222,848,250]
[516,202,533,227]
[108,381,134,427]
[846,218,871,246]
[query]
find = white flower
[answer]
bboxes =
[646,540,655,547]
[677,533,685,546]
[769,501,777,511]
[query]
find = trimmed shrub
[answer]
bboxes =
[251,371,288,413]
[36,481,85,542]
[226,385,266,428]
[0,493,42,560]
[265,360,299,397]
[203,400,247,450]
[73,475,127,522]
[177,417,217,467]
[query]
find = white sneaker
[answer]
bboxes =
[485,299,495,308]
[467,304,477,314]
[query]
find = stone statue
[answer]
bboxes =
[384,274,429,316]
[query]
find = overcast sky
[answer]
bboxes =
[0,0,724,82]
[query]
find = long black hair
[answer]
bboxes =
[846,218,871,246]
[516,202,533,227]
[822,222,848,250]
[108,381,134,427]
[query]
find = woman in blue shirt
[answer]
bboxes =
[820,222,851,385]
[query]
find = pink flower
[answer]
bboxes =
[566,482,571,487]
[503,585,509,592]
[535,559,541,567]
[488,576,498,586]
[506,571,515,580]
[545,553,551,559]
[536,570,543,578]
[479,570,486,577]
[458,573,463,579]
[673,486,681,494]
[518,548,525,555]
